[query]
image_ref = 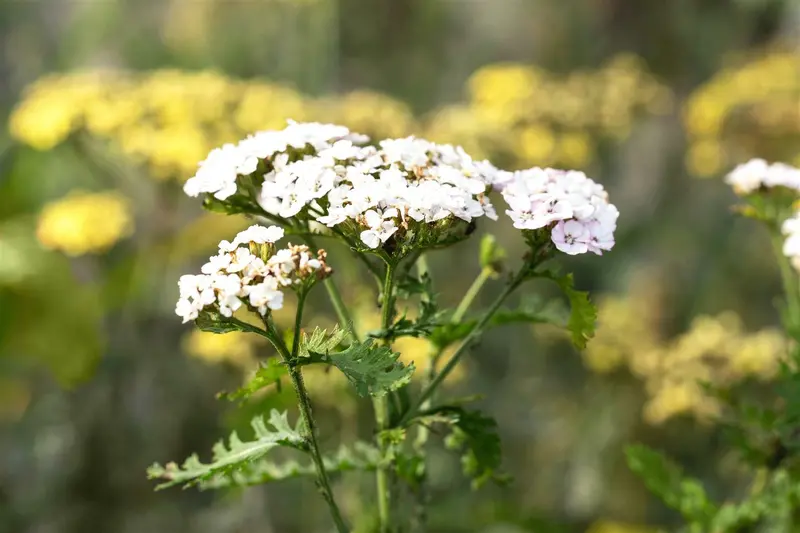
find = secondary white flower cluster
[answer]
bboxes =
[306,137,501,249]
[783,213,800,272]
[175,225,331,323]
[726,158,800,195]
[183,121,368,201]
[497,167,619,255]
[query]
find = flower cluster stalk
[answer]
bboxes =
[264,297,349,533]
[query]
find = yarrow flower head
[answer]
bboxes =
[308,136,504,255]
[783,212,800,273]
[183,120,369,202]
[725,158,800,196]
[175,225,331,323]
[498,167,618,256]
[184,121,508,257]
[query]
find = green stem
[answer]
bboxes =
[771,232,800,338]
[264,313,349,533]
[411,254,433,533]
[451,267,492,325]
[375,261,396,533]
[400,268,526,426]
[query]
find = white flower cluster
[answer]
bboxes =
[305,137,501,248]
[175,225,331,323]
[498,167,619,255]
[783,213,800,272]
[183,121,368,201]
[183,121,621,257]
[726,158,800,195]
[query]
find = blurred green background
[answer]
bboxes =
[0,0,799,532]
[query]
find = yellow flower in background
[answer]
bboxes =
[583,274,789,425]
[686,139,725,177]
[314,90,417,140]
[234,82,307,132]
[36,190,134,256]
[586,519,660,533]
[183,330,261,367]
[9,72,108,150]
[683,48,800,176]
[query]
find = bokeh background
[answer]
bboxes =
[1,1,799,532]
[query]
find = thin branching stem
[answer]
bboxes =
[400,268,526,426]
[375,261,396,533]
[263,306,349,533]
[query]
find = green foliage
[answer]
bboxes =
[429,296,569,348]
[218,358,288,402]
[711,470,800,531]
[380,270,446,340]
[298,324,349,357]
[320,339,415,397]
[420,406,507,489]
[300,327,415,397]
[147,410,306,490]
[625,445,717,526]
[195,309,267,337]
[539,271,597,349]
[199,442,381,489]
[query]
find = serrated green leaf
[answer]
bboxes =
[218,358,288,402]
[147,410,305,490]
[625,445,717,524]
[298,325,349,358]
[197,441,381,489]
[195,310,267,337]
[538,271,597,349]
[306,338,415,397]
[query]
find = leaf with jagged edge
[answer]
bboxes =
[146,410,305,490]
[303,337,415,397]
[625,444,717,525]
[198,441,381,489]
[217,358,288,402]
[298,325,349,358]
[537,270,597,349]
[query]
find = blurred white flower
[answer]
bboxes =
[726,158,800,195]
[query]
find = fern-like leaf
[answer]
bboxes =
[199,441,381,489]
[218,358,288,402]
[147,410,305,490]
[625,444,717,524]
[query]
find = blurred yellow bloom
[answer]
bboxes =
[518,125,556,166]
[314,90,417,140]
[684,48,800,176]
[686,139,725,178]
[586,519,659,533]
[182,330,260,367]
[584,275,789,425]
[36,190,134,256]
[9,72,108,150]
